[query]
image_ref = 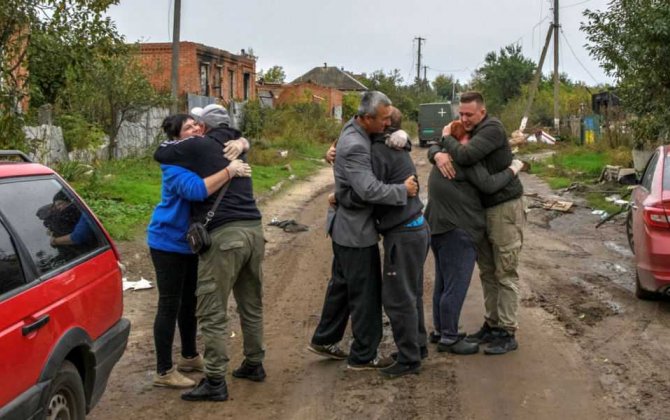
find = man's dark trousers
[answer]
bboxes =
[382,224,429,364]
[311,242,382,364]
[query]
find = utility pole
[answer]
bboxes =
[553,0,560,132]
[415,36,425,83]
[170,0,181,113]
[519,0,561,133]
[519,25,554,131]
[423,65,428,83]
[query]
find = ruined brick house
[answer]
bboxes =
[268,64,368,120]
[136,41,257,110]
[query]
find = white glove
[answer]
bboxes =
[386,129,409,150]
[227,159,252,178]
[509,159,524,175]
[223,138,250,161]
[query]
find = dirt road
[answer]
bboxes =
[90,146,670,420]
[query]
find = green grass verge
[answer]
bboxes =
[526,143,632,212]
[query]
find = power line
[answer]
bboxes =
[559,28,601,84]
[561,0,592,10]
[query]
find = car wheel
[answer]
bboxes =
[45,360,86,420]
[635,271,658,300]
[626,209,634,254]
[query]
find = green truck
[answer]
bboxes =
[418,102,455,147]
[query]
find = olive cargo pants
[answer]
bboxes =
[477,197,525,332]
[195,220,265,380]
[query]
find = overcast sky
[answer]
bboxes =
[106,0,613,86]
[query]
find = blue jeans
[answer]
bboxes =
[431,229,478,342]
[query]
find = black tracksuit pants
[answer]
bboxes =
[381,224,430,364]
[311,242,382,365]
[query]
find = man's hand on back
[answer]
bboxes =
[325,144,336,164]
[434,152,456,179]
[442,122,453,138]
[404,175,418,197]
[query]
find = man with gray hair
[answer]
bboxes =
[154,104,266,402]
[308,91,419,370]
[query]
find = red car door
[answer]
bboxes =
[0,176,122,408]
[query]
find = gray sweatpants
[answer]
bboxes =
[381,223,430,364]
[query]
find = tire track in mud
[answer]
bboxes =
[518,173,670,419]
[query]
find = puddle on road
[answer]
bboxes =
[603,241,634,258]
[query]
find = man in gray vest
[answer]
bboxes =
[308,91,418,369]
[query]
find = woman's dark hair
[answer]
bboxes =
[161,114,193,140]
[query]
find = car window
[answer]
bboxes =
[0,177,107,276]
[663,151,670,191]
[0,220,25,296]
[641,151,659,191]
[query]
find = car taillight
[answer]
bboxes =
[643,202,670,228]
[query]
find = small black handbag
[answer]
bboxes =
[186,183,229,254]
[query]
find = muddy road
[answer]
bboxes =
[90,146,670,420]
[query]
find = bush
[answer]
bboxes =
[56,113,106,151]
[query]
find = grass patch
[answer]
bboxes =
[526,143,633,212]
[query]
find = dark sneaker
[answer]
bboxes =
[437,338,479,355]
[465,323,500,344]
[429,331,441,344]
[181,378,228,402]
[484,331,518,355]
[380,361,420,378]
[347,355,394,371]
[391,346,428,361]
[232,359,266,382]
[307,343,348,360]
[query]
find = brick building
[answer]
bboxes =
[275,82,343,120]
[136,41,257,107]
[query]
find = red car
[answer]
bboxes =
[0,151,129,419]
[627,145,670,299]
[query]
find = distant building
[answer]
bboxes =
[256,80,285,108]
[136,41,256,111]
[275,81,344,120]
[291,63,368,92]
[592,90,621,116]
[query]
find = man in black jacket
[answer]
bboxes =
[154,104,266,401]
[428,91,525,355]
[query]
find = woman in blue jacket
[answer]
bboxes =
[147,114,250,388]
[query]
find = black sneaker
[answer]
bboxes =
[181,378,229,402]
[465,323,500,344]
[347,355,394,370]
[391,346,428,361]
[429,331,441,344]
[436,338,479,355]
[380,361,420,378]
[484,331,518,355]
[307,343,348,360]
[232,359,266,382]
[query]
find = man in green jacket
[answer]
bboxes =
[428,91,525,355]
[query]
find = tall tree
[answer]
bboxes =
[0,0,119,148]
[471,44,536,115]
[432,74,460,101]
[259,65,286,83]
[60,44,168,159]
[583,1,670,146]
